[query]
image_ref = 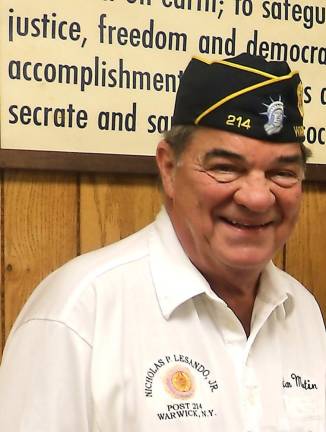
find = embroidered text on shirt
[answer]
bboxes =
[283,373,318,390]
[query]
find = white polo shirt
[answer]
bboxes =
[0,208,325,431]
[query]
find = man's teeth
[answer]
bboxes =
[228,219,268,228]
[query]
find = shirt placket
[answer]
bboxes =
[218,309,262,432]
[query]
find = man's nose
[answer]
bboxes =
[233,172,276,213]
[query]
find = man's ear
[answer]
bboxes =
[156,140,177,199]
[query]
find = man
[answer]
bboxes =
[0,53,325,431]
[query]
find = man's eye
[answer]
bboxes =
[206,165,241,183]
[218,164,235,171]
[270,170,301,187]
[210,164,239,173]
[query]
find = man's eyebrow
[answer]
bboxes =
[276,154,304,166]
[202,149,304,166]
[203,149,245,163]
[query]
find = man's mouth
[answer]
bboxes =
[221,217,273,230]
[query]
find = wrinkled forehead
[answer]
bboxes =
[186,128,304,166]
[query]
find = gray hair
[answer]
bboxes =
[163,125,197,159]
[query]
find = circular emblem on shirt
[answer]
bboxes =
[164,366,195,399]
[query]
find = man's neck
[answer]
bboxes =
[205,270,261,338]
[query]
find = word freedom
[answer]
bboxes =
[98,16,186,51]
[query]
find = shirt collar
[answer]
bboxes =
[257,261,293,319]
[149,208,213,319]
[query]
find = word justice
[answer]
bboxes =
[8,9,82,42]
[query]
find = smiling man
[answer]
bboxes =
[0,54,325,432]
[157,127,304,337]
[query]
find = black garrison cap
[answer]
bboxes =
[172,53,305,143]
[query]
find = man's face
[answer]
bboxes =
[157,128,304,277]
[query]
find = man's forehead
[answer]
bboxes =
[187,133,304,166]
[202,146,303,163]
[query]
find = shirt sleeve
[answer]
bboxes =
[0,319,93,432]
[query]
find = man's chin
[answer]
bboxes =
[215,248,274,272]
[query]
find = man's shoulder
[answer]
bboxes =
[60,222,152,281]
[12,223,154,330]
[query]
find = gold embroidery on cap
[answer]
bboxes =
[192,56,277,79]
[217,60,277,79]
[195,71,299,125]
[297,82,304,117]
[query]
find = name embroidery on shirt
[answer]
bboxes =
[282,373,318,390]
[144,353,219,421]
[144,353,219,398]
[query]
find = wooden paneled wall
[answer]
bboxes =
[1,171,326,357]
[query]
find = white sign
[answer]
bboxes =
[1,0,325,162]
